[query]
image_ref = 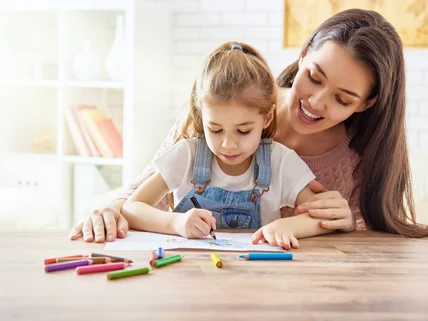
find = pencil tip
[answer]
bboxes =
[238,255,244,259]
[213,235,216,240]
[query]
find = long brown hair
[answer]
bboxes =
[278,9,428,237]
[175,41,277,143]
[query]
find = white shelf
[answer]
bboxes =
[1,1,171,229]
[0,80,59,87]
[63,80,125,89]
[61,155,124,166]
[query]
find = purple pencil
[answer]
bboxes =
[45,259,94,272]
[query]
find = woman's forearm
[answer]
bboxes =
[122,201,179,235]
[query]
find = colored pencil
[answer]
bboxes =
[76,262,130,274]
[149,251,157,266]
[190,196,216,239]
[57,257,112,264]
[152,255,183,268]
[91,252,133,263]
[44,254,87,265]
[238,253,293,260]
[45,259,94,272]
[107,267,149,280]
[156,247,164,259]
[211,253,222,268]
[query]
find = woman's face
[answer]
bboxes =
[286,40,377,135]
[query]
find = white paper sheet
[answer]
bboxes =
[104,231,284,252]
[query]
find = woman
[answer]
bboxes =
[70,9,428,243]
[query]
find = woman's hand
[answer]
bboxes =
[69,200,129,243]
[251,219,299,250]
[296,180,355,232]
[172,208,216,239]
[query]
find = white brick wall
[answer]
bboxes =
[155,0,428,147]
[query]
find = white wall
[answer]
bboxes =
[151,0,428,147]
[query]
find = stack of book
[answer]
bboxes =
[64,105,123,158]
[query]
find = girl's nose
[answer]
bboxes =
[222,137,238,150]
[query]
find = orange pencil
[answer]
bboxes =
[76,262,130,274]
[57,257,112,264]
[149,251,157,266]
[44,255,87,265]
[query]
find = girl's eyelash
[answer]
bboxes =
[210,128,222,134]
[308,71,321,84]
[238,130,251,135]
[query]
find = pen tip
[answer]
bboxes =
[212,235,216,240]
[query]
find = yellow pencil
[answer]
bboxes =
[211,253,222,268]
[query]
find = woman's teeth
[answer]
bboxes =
[300,103,322,120]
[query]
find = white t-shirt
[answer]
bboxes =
[154,138,315,225]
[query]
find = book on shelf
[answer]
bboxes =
[71,105,100,157]
[65,105,123,158]
[64,107,91,157]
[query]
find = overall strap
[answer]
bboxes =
[191,136,212,192]
[253,138,272,189]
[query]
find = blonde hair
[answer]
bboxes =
[175,41,278,144]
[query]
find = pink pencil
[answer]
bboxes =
[76,262,130,275]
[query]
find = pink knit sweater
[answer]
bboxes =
[118,118,366,230]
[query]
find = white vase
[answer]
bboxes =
[73,40,100,80]
[105,14,126,81]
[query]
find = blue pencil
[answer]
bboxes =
[157,247,164,259]
[238,253,293,260]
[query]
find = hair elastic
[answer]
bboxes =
[231,44,243,51]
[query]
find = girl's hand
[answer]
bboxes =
[69,205,129,243]
[172,208,216,239]
[251,220,299,250]
[296,180,355,232]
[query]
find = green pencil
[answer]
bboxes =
[107,267,149,280]
[152,255,183,268]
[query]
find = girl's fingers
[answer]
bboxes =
[193,217,211,237]
[289,235,299,249]
[308,208,346,220]
[279,234,291,250]
[264,230,276,246]
[252,228,264,244]
[69,222,83,240]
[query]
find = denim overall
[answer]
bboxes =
[173,137,272,229]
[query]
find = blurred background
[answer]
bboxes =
[0,0,427,230]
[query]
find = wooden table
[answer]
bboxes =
[2,230,428,321]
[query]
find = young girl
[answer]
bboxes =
[122,42,341,249]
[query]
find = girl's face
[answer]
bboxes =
[201,102,273,176]
[286,41,377,135]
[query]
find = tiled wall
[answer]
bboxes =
[152,0,428,147]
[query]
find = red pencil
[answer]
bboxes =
[76,262,130,275]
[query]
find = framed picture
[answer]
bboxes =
[284,0,428,47]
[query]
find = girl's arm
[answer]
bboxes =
[122,171,216,238]
[122,172,178,234]
[252,184,333,249]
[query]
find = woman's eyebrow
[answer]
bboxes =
[314,62,361,99]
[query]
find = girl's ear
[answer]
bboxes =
[263,108,275,128]
[357,95,378,113]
